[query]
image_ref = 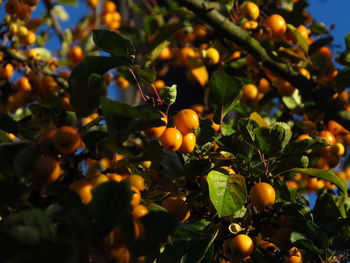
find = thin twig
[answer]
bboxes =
[128,67,147,102]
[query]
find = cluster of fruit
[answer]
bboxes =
[287,120,350,192]
[145,109,199,154]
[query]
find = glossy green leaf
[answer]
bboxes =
[287,24,308,52]
[209,70,242,116]
[291,168,347,194]
[207,170,246,217]
[92,30,136,60]
[89,180,132,237]
[70,73,107,117]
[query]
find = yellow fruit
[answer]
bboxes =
[241,1,260,20]
[231,234,254,257]
[250,182,276,210]
[205,47,220,65]
[178,132,196,154]
[174,109,199,134]
[284,248,302,263]
[241,84,258,101]
[265,14,287,36]
[127,174,146,191]
[160,127,183,152]
[161,196,190,222]
[69,180,93,205]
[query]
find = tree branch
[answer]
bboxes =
[178,0,349,126]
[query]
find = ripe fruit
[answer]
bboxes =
[160,128,183,152]
[15,77,32,91]
[109,246,131,263]
[241,84,258,101]
[329,142,345,156]
[116,76,130,89]
[53,126,82,154]
[32,155,61,185]
[90,173,109,188]
[231,234,254,257]
[174,109,199,134]
[178,132,196,154]
[284,248,302,263]
[132,204,149,219]
[144,111,167,138]
[258,78,270,94]
[0,63,14,79]
[127,174,146,191]
[319,130,335,146]
[162,196,190,222]
[241,1,260,20]
[250,182,276,210]
[104,1,117,13]
[69,180,93,204]
[38,128,57,146]
[265,14,287,36]
[205,47,220,65]
[159,46,173,60]
[131,186,141,207]
[276,79,295,97]
[68,46,84,64]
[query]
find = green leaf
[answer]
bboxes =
[156,151,185,179]
[309,36,333,55]
[0,113,17,133]
[209,70,242,116]
[159,84,177,105]
[70,73,107,117]
[282,89,303,110]
[132,65,157,86]
[43,183,83,206]
[70,56,131,79]
[254,122,292,155]
[147,40,170,61]
[13,146,41,177]
[287,24,309,53]
[29,47,51,60]
[236,118,259,145]
[345,33,350,50]
[291,168,347,194]
[0,208,56,245]
[92,29,136,60]
[207,170,247,217]
[89,180,132,237]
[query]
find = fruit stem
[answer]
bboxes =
[128,67,147,102]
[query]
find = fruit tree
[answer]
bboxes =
[1,0,350,262]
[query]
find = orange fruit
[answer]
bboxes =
[127,174,146,191]
[241,1,260,20]
[32,155,61,185]
[178,132,196,154]
[174,109,199,134]
[205,47,220,65]
[68,46,84,64]
[296,25,309,40]
[265,14,287,36]
[241,84,258,101]
[276,79,295,96]
[103,1,117,13]
[38,128,57,146]
[319,130,335,146]
[158,46,173,60]
[132,204,149,219]
[90,173,109,188]
[231,234,254,257]
[15,77,32,91]
[69,180,93,204]
[161,196,190,222]
[329,142,345,156]
[307,177,325,192]
[130,186,141,207]
[160,128,183,152]
[287,181,298,189]
[0,63,14,79]
[258,78,270,94]
[116,76,130,90]
[144,111,167,138]
[250,182,276,210]
[284,248,302,263]
[317,46,332,60]
[53,126,82,154]
[109,246,131,263]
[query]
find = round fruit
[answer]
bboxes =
[109,246,130,263]
[69,180,93,205]
[174,109,199,134]
[205,47,220,65]
[231,234,254,257]
[178,132,196,154]
[284,248,302,263]
[103,1,117,13]
[241,84,258,101]
[132,204,149,219]
[38,128,57,146]
[116,76,130,89]
[159,46,173,60]
[16,77,32,91]
[241,1,260,20]
[144,111,167,138]
[5,0,20,15]
[130,186,141,207]
[160,127,183,152]
[68,46,84,64]
[265,14,287,36]
[0,63,14,79]
[53,126,82,154]
[128,174,146,191]
[276,79,295,96]
[161,196,190,222]
[258,78,270,94]
[250,182,276,210]
[33,155,61,185]
[319,130,335,146]
[329,142,345,156]
[90,173,109,188]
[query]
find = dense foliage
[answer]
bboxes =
[0,0,350,262]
